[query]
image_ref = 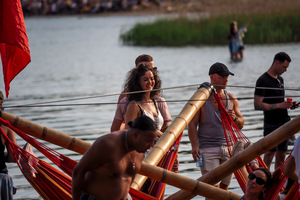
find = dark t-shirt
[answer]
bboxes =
[254,72,290,126]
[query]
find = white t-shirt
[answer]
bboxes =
[291,136,300,184]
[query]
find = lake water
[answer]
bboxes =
[1,15,300,199]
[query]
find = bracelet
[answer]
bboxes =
[234,116,238,122]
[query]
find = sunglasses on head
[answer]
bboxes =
[248,173,266,185]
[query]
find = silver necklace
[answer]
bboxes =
[125,131,136,171]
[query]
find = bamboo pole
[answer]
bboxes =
[0,106,241,200]
[167,115,300,200]
[131,83,213,190]
[140,162,242,200]
[0,111,92,154]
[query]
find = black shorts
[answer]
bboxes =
[80,192,99,200]
[264,124,288,152]
[80,192,132,200]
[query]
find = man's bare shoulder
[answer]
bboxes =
[227,92,238,103]
[93,132,122,151]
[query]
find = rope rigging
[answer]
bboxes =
[3,83,300,109]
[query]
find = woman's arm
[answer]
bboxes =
[124,102,140,129]
[160,121,169,133]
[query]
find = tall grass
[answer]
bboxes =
[120,11,300,46]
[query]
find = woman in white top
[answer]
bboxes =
[124,64,165,137]
[124,64,180,178]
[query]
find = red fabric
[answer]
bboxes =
[285,181,300,200]
[0,126,72,200]
[214,92,297,199]
[0,0,31,98]
[264,165,287,200]
[214,92,251,192]
[0,118,180,199]
[0,118,77,177]
[148,133,182,199]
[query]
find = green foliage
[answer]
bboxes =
[120,11,300,46]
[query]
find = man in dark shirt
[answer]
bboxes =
[254,52,294,170]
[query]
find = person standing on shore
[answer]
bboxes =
[72,115,158,200]
[188,62,244,199]
[254,52,298,171]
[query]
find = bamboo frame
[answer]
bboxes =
[140,162,242,200]
[1,108,243,199]
[0,111,92,154]
[167,115,300,200]
[3,91,299,199]
[131,83,213,190]
[0,83,215,198]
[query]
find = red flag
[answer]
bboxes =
[0,0,31,98]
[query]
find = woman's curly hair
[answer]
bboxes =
[124,64,161,102]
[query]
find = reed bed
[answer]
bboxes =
[120,11,300,46]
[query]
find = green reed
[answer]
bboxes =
[120,11,300,46]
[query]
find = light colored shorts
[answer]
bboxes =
[200,146,233,186]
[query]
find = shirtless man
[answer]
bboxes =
[72,115,158,200]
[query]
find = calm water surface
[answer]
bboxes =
[1,15,300,199]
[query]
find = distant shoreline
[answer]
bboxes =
[23,0,300,19]
[24,10,207,21]
[23,9,182,19]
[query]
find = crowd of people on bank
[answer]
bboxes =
[21,0,158,16]
[1,53,299,200]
